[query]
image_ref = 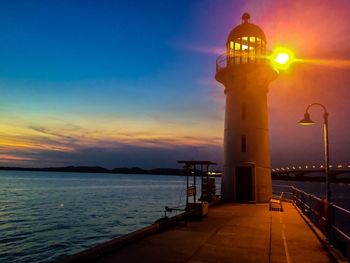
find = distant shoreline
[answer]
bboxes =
[0,166,349,183]
[0,166,188,176]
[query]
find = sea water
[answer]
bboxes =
[0,171,188,262]
[0,170,349,262]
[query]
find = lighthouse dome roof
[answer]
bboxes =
[226,13,266,44]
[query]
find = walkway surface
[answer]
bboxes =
[96,203,331,263]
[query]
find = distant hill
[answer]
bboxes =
[0,166,188,176]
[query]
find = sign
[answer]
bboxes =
[187,185,196,197]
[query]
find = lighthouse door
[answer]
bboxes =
[235,166,253,202]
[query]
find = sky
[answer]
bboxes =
[0,0,349,169]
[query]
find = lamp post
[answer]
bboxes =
[298,103,331,204]
[299,103,333,242]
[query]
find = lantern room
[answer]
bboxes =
[226,13,266,65]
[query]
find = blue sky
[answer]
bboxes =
[0,0,349,168]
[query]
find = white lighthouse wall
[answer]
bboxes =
[221,68,273,202]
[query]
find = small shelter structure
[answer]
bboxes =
[177,160,217,211]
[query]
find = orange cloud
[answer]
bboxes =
[0,110,224,166]
[0,154,35,162]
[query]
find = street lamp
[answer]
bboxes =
[298,103,331,204]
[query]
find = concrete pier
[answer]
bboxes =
[89,203,331,263]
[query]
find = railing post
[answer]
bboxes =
[326,201,331,244]
[327,203,334,246]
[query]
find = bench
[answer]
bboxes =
[269,192,284,212]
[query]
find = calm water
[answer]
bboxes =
[0,171,188,263]
[0,171,349,263]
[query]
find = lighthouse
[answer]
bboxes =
[215,13,277,202]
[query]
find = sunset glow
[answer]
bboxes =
[0,0,348,168]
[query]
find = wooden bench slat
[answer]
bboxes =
[269,192,284,212]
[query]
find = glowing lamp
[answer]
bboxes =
[270,47,295,71]
[298,112,315,126]
[274,53,289,64]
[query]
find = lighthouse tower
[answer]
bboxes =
[215,13,277,202]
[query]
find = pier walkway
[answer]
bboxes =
[95,202,331,263]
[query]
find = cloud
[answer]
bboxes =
[10,144,224,169]
[0,118,224,168]
[0,154,35,162]
[190,46,225,55]
[28,125,74,140]
[171,41,225,55]
[147,114,178,125]
[0,136,224,169]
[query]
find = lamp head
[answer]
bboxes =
[298,112,315,126]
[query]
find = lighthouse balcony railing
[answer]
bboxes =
[216,53,267,73]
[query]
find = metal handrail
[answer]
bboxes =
[291,186,322,200]
[273,184,294,188]
[216,52,268,73]
[332,203,350,216]
[275,185,350,243]
[216,53,227,72]
[332,225,350,242]
[286,186,350,259]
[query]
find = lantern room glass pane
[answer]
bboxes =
[228,42,234,61]
[242,37,248,64]
[234,42,240,51]
[242,37,248,50]
[235,38,241,64]
[249,37,256,63]
[262,40,266,55]
[256,37,261,62]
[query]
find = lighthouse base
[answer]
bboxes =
[221,163,272,203]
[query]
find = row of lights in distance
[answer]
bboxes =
[272,164,350,172]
